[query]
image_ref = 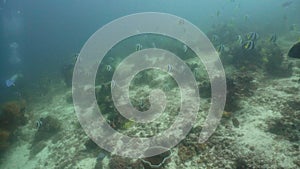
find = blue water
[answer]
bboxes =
[0,0,298,89]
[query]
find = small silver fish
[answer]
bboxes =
[105,65,112,72]
[246,32,259,41]
[152,42,157,48]
[237,35,243,44]
[36,118,43,129]
[242,40,255,50]
[167,64,173,72]
[111,80,116,88]
[183,45,188,53]
[136,44,142,51]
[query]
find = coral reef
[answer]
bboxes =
[0,100,27,155]
[141,146,172,169]
[207,24,242,46]
[0,100,26,131]
[198,81,211,98]
[225,72,256,112]
[109,155,142,169]
[266,96,300,142]
[260,42,293,77]
[230,45,263,71]
[208,23,293,79]
[235,157,249,169]
[177,144,196,162]
[29,116,62,158]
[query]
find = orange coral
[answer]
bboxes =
[2,100,26,117]
[2,101,21,117]
[0,99,26,131]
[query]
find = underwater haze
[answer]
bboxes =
[0,0,300,168]
[0,0,299,94]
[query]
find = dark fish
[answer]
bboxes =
[269,34,277,43]
[237,35,243,44]
[246,32,259,41]
[288,42,300,59]
[242,40,255,50]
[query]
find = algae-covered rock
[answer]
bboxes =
[33,116,61,143]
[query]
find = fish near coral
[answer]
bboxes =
[242,40,255,50]
[246,32,259,41]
